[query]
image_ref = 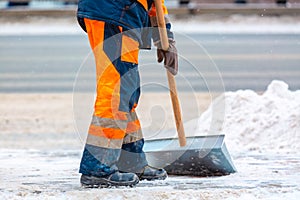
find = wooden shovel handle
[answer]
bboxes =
[154,0,186,147]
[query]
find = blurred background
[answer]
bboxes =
[1,0,300,93]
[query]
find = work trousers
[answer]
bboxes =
[79,18,147,177]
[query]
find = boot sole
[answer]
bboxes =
[140,173,168,181]
[81,175,139,188]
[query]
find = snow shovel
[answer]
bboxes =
[143,0,236,177]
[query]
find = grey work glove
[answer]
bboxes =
[157,40,178,76]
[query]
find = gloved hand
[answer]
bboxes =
[157,39,178,76]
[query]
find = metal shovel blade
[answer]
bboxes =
[144,135,236,177]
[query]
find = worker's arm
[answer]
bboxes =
[148,0,178,75]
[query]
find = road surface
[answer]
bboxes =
[0,33,299,93]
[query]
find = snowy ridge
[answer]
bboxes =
[197,80,300,154]
[0,18,83,35]
[173,15,300,34]
[1,15,300,35]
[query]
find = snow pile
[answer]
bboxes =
[197,80,300,154]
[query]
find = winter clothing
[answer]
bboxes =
[137,165,168,180]
[77,0,175,187]
[77,0,172,49]
[80,172,139,187]
[157,39,178,75]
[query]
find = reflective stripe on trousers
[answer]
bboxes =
[84,18,143,149]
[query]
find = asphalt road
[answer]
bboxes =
[0,33,299,93]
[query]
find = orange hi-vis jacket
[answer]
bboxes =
[77,0,170,49]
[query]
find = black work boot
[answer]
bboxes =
[118,139,168,181]
[137,165,167,181]
[81,172,139,187]
[79,144,139,188]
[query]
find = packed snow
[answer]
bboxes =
[0,80,299,199]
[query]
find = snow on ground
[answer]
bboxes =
[0,149,299,199]
[0,80,299,199]
[1,14,300,35]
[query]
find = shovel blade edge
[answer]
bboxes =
[144,135,236,177]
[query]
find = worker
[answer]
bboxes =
[77,0,178,187]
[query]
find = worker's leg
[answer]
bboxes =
[118,108,167,180]
[117,108,147,172]
[79,18,139,187]
[116,27,167,181]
